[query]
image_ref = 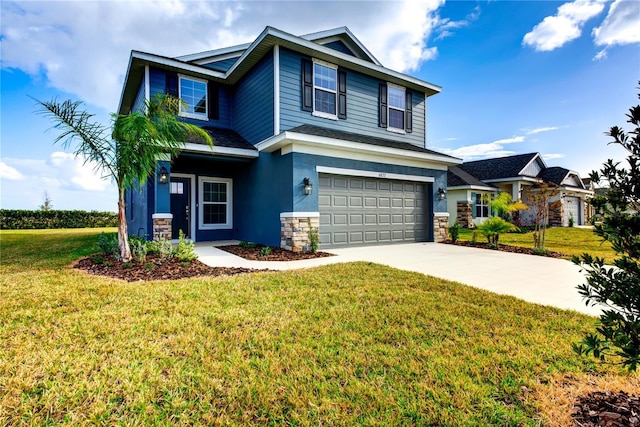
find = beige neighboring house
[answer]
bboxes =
[447,152,594,227]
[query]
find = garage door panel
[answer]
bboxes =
[318,173,430,248]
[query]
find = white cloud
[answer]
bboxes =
[523,0,607,51]
[437,136,524,161]
[0,1,444,111]
[524,126,560,135]
[434,5,481,41]
[0,160,24,180]
[593,0,640,47]
[542,153,566,160]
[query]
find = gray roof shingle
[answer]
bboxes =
[188,126,257,151]
[448,166,498,188]
[457,152,539,180]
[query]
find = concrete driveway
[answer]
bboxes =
[195,242,601,316]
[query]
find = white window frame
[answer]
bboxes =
[387,83,406,134]
[198,177,233,230]
[178,74,208,121]
[312,59,338,120]
[475,193,489,218]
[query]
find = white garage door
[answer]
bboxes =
[564,196,580,225]
[318,174,430,248]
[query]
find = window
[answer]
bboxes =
[199,177,232,229]
[179,75,207,120]
[387,85,405,131]
[474,193,489,218]
[313,60,337,118]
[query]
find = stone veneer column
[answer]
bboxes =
[280,212,320,253]
[456,201,473,228]
[433,212,450,243]
[152,213,173,241]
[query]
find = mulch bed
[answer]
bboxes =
[445,240,566,258]
[218,244,334,261]
[74,255,268,282]
[572,390,640,426]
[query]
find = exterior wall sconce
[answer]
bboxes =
[158,166,169,184]
[437,187,446,200]
[303,177,313,195]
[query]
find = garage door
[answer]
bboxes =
[318,174,430,248]
[564,196,580,225]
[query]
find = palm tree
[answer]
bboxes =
[36,94,213,261]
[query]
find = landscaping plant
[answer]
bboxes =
[173,230,197,262]
[528,181,559,254]
[35,94,213,261]
[573,82,640,371]
[476,216,517,248]
[449,221,460,243]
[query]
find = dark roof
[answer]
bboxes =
[457,152,539,180]
[289,125,459,159]
[448,166,498,188]
[188,126,257,151]
[537,166,569,186]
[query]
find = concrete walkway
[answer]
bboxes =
[194,242,601,316]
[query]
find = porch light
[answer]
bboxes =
[437,187,446,200]
[303,177,313,196]
[158,166,169,184]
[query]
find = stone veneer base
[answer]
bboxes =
[152,213,173,241]
[280,212,320,253]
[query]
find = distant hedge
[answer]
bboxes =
[0,210,118,229]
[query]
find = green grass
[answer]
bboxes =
[458,226,616,264]
[0,228,621,425]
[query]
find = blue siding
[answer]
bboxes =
[126,184,149,238]
[200,57,239,72]
[233,53,274,144]
[322,40,355,57]
[132,75,146,113]
[279,48,426,148]
[148,67,233,129]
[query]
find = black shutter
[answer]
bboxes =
[301,58,313,112]
[405,91,412,133]
[378,83,387,128]
[337,69,347,119]
[166,72,178,97]
[208,82,219,120]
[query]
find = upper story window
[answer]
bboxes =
[387,85,406,131]
[302,58,347,120]
[179,75,207,120]
[313,60,338,118]
[378,83,412,133]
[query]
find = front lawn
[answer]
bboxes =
[457,226,616,264]
[0,229,635,425]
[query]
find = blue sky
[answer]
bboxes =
[1,0,638,211]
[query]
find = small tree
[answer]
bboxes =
[36,94,213,261]
[39,191,53,211]
[476,216,517,248]
[527,181,559,252]
[573,82,640,371]
[484,192,529,219]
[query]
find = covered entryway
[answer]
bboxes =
[318,173,430,248]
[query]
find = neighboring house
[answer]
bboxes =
[446,153,594,227]
[118,26,460,250]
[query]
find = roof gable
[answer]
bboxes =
[457,153,540,181]
[538,167,585,189]
[448,166,498,189]
[301,27,381,65]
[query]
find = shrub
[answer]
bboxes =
[239,240,256,249]
[173,230,197,262]
[449,221,460,243]
[129,235,148,263]
[308,220,319,253]
[147,238,173,263]
[476,217,517,248]
[98,232,118,258]
[568,214,575,227]
[0,209,117,229]
[260,246,272,256]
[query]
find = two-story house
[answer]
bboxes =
[118,26,461,250]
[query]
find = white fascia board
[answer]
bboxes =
[226,27,440,95]
[316,166,435,183]
[131,51,226,80]
[518,153,546,176]
[256,131,460,170]
[482,176,539,184]
[175,43,251,62]
[280,212,320,218]
[192,52,243,66]
[558,187,594,195]
[447,185,498,192]
[182,142,259,158]
[300,27,382,66]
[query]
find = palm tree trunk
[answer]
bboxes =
[118,187,132,261]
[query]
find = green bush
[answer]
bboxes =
[260,246,272,256]
[0,209,117,229]
[476,217,518,248]
[449,221,460,243]
[128,235,148,263]
[174,230,197,262]
[147,238,173,262]
[239,240,257,249]
[97,232,118,258]
[308,220,319,253]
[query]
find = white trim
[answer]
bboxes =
[178,74,208,121]
[518,154,547,176]
[280,212,320,218]
[316,166,435,183]
[447,185,498,192]
[256,131,460,169]
[424,95,428,148]
[198,176,233,230]
[144,65,150,104]
[300,27,382,65]
[170,173,197,242]
[312,59,338,119]
[387,83,406,133]
[182,142,258,158]
[192,52,242,66]
[482,177,539,184]
[152,213,173,219]
[434,212,450,217]
[274,45,280,135]
[177,44,251,62]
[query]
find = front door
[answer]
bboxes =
[170,177,191,239]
